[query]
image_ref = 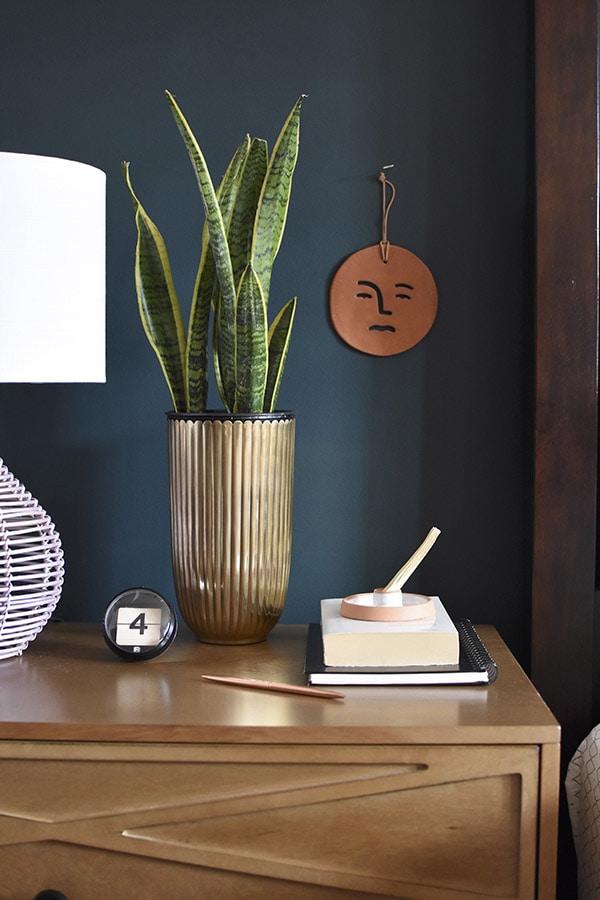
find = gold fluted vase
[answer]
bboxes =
[167,411,295,644]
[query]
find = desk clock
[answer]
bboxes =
[103,587,178,661]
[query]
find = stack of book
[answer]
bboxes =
[305,595,498,686]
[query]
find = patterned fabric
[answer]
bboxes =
[566,724,600,899]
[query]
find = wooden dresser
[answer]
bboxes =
[0,622,559,899]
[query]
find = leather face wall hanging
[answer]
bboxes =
[329,171,438,356]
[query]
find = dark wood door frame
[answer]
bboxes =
[533,0,599,764]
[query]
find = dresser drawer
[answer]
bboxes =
[0,741,540,899]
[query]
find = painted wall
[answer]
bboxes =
[0,0,532,661]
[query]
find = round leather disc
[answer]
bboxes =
[330,243,438,355]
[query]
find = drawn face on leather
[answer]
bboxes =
[329,244,438,356]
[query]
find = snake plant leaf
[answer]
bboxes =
[251,94,305,305]
[234,265,268,413]
[210,138,268,411]
[213,286,237,411]
[165,90,237,404]
[218,135,253,232]
[122,161,187,411]
[185,229,214,412]
[264,296,297,413]
[211,292,228,410]
[187,135,251,412]
[227,138,268,289]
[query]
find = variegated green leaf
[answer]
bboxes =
[122,162,187,411]
[264,297,296,412]
[212,139,266,410]
[165,90,237,406]
[211,292,228,410]
[185,233,214,412]
[252,94,305,305]
[234,265,268,413]
[187,135,251,412]
[228,138,268,288]
[218,135,253,232]
[213,287,236,411]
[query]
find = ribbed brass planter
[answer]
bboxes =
[167,411,295,644]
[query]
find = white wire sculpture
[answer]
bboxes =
[0,460,64,660]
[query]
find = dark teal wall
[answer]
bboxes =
[0,0,532,661]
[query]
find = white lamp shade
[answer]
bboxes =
[0,152,106,382]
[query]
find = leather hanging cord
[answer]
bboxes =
[379,170,396,262]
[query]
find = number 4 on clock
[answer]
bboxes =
[129,612,149,634]
[116,607,162,647]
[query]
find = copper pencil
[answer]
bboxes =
[201,674,345,700]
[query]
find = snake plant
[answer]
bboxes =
[123,91,305,414]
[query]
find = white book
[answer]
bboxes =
[320,595,459,668]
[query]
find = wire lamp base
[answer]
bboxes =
[0,460,64,660]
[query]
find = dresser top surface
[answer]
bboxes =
[0,622,559,745]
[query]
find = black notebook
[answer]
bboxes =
[305,619,498,686]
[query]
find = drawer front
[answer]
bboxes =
[0,743,540,899]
